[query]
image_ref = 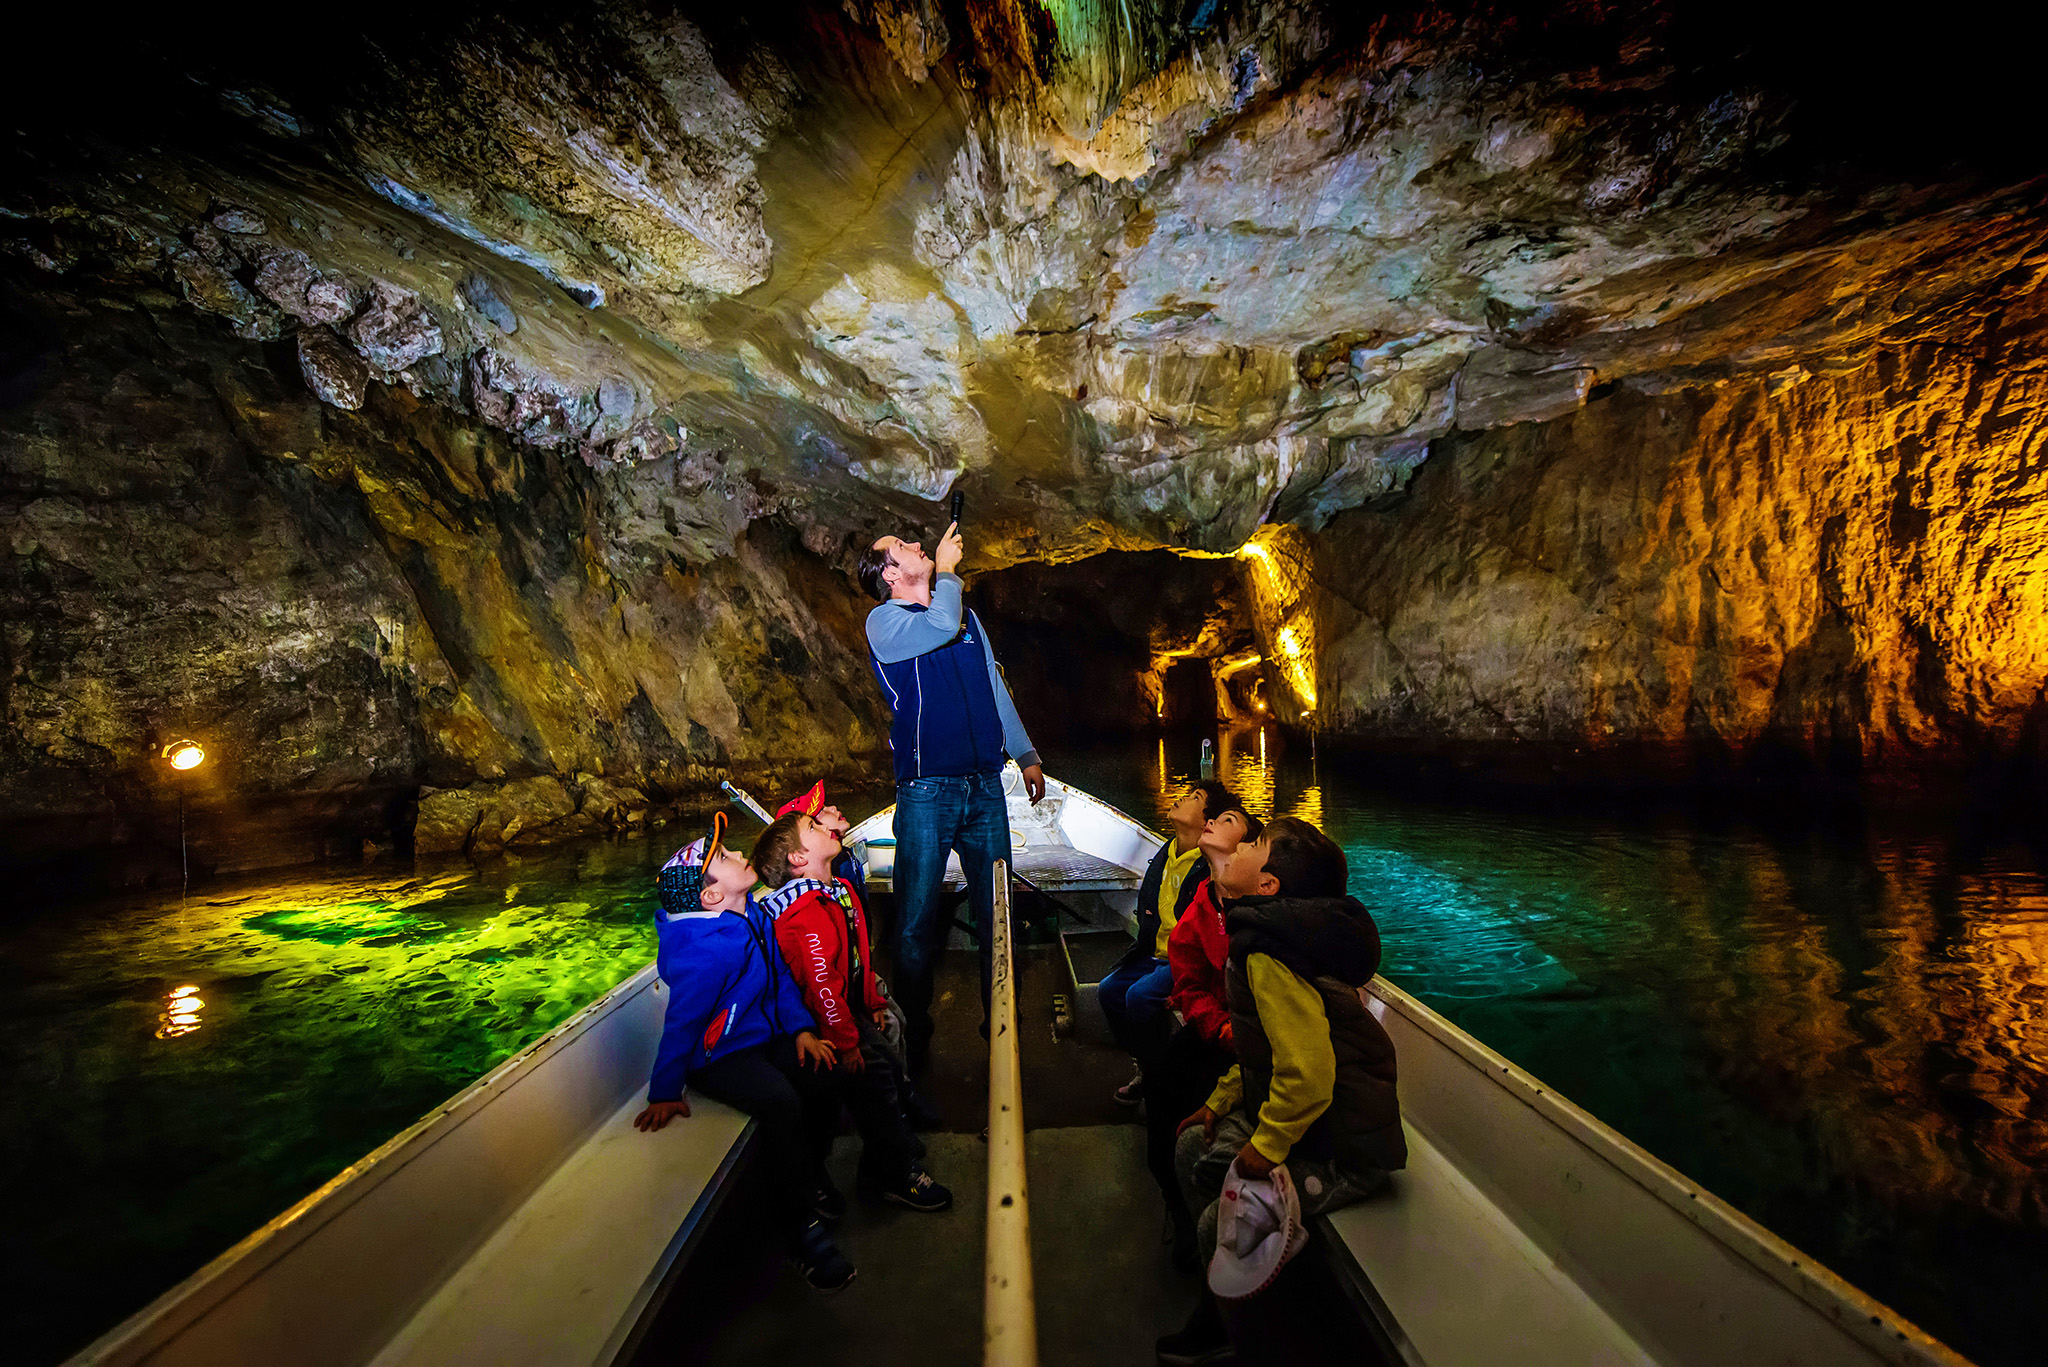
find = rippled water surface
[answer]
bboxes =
[7,734,2046,1365]
[1060,730,2048,1367]
[0,837,726,1363]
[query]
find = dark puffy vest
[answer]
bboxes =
[869,608,1007,782]
[1225,895,1408,1174]
[1126,840,1207,971]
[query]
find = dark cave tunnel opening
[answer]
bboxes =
[965,549,1270,742]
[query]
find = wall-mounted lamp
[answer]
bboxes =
[158,739,207,900]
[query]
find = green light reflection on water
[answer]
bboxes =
[2,838,697,1365]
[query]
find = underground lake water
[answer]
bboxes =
[3,730,2043,1365]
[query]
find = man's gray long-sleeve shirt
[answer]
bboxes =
[865,573,1040,770]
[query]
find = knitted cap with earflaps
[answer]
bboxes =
[657,810,730,917]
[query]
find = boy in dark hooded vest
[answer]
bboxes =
[1159,817,1406,1366]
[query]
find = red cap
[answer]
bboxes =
[777,780,826,820]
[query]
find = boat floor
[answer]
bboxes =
[885,845,1143,895]
[632,947,1388,1367]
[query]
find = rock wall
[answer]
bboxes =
[0,276,889,887]
[6,0,2048,878]
[1289,338,2048,795]
[9,2,2044,569]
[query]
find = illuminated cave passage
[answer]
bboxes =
[5,3,2048,1366]
[969,551,1261,735]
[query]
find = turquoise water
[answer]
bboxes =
[6,736,2045,1365]
[1060,730,2048,1367]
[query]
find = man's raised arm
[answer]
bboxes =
[866,572,966,664]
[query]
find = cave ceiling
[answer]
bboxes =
[6,0,2045,569]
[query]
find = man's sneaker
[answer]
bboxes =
[1114,1065,1145,1107]
[877,1164,953,1213]
[1155,1295,1232,1366]
[811,1174,846,1223]
[793,1221,857,1292]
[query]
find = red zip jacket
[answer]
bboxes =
[762,877,885,1053]
[1166,875,1232,1047]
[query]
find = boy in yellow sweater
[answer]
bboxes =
[1159,817,1405,1366]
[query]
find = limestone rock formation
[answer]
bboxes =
[1290,346,2048,794]
[3,1,2046,878]
[0,291,888,883]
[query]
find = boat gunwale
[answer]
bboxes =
[1366,976,1975,1367]
[68,959,665,1366]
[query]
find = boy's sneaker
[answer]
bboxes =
[793,1221,857,1292]
[877,1163,953,1213]
[811,1174,846,1223]
[1114,1065,1145,1106]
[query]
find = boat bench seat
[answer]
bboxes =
[1320,1122,1651,1367]
[371,1096,753,1367]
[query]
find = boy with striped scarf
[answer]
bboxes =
[753,810,953,1215]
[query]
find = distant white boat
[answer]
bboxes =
[67,771,1974,1367]
[846,763,1161,998]
[844,762,1161,908]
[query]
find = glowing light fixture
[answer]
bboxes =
[159,740,208,902]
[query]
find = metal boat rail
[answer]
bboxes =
[982,862,1038,1367]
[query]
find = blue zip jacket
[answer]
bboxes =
[647,893,815,1103]
[866,573,1039,783]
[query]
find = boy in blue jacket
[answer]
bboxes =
[632,812,856,1291]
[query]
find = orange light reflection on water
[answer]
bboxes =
[156,985,204,1040]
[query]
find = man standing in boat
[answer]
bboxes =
[858,518,1044,1073]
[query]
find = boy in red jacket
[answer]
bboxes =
[753,810,953,1214]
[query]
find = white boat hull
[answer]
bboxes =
[845,764,1161,935]
[1337,978,1973,1367]
[68,964,747,1367]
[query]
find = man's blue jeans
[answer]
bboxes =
[892,770,1011,1055]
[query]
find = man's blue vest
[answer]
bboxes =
[870,609,1007,782]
